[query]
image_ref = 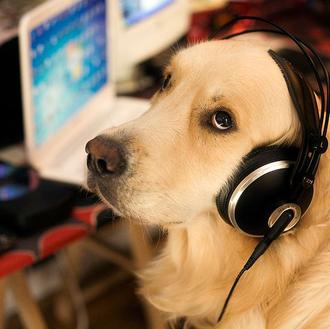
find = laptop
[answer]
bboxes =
[19,0,149,186]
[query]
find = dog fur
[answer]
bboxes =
[88,39,330,328]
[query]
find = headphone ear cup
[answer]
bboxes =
[216,147,269,221]
[216,146,304,236]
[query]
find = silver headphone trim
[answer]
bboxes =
[268,203,301,231]
[228,160,293,237]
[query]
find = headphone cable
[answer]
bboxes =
[217,209,294,323]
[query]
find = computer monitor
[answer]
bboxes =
[29,0,108,147]
[20,0,115,161]
[111,0,190,91]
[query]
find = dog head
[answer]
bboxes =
[86,40,301,227]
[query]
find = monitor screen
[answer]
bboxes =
[30,0,108,146]
[120,0,174,26]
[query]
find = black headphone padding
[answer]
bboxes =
[216,146,299,235]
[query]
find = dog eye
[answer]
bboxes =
[161,74,172,91]
[211,111,233,130]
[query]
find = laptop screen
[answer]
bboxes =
[120,0,174,26]
[30,0,108,147]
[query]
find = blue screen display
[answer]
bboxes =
[120,0,173,26]
[30,0,107,146]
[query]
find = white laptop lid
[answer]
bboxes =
[19,0,115,169]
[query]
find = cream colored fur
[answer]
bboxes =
[90,40,330,328]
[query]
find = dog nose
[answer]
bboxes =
[85,136,127,176]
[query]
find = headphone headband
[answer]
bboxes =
[268,50,319,187]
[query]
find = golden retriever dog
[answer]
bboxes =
[86,39,330,328]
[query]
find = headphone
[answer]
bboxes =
[175,17,330,328]
[214,17,329,238]
[176,17,330,328]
